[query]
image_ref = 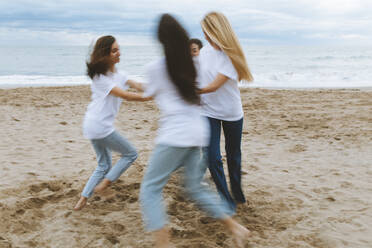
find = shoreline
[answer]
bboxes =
[1,83,372,91]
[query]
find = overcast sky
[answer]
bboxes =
[1,0,372,46]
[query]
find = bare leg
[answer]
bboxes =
[74,196,87,211]
[94,178,111,194]
[221,217,251,248]
[153,227,171,248]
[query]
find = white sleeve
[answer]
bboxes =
[118,71,130,90]
[93,75,116,97]
[218,53,238,81]
[193,56,203,87]
[143,66,158,97]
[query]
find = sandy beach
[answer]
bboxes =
[0,86,371,248]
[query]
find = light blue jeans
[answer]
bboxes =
[82,131,138,198]
[140,144,231,231]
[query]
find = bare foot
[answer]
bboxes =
[231,222,250,248]
[74,196,87,211]
[153,227,171,248]
[222,218,251,248]
[94,178,111,194]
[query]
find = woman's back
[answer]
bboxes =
[144,58,209,147]
[198,44,243,121]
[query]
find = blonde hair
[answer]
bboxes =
[201,12,253,82]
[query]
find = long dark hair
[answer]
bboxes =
[158,14,200,105]
[86,35,115,79]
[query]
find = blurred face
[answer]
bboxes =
[110,41,121,64]
[190,43,200,57]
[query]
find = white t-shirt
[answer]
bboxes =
[144,58,209,147]
[198,44,243,121]
[83,71,129,139]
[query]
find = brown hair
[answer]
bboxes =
[189,38,203,49]
[86,35,116,79]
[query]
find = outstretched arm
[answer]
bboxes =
[110,86,152,101]
[127,80,145,92]
[199,73,229,94]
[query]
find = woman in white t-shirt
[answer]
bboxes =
[198,12,254,213]
[74,35,151,210]
[139,14,250,248]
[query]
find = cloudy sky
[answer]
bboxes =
[1,0,372,46]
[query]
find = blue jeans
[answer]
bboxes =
[140,145,231,231]
[207,117,246,212]
[81,131,138,198]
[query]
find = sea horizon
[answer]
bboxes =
[1,44,372,89]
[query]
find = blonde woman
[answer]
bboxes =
[198,12,253,213]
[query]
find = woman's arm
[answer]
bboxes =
[110,87,152,101]
[127,80,145,92]
[199,73,229,94]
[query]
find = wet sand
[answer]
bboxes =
[0,86,371,248]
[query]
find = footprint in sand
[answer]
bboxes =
[0,237,12,248]
[28,181,63,194]
[312,187,333,194]
[171,228,203,239]
[24,240,38,247]
[15,209,25,215]
[105,235,120,245]
[289,144,307,153]
[23,197,47,209]
[110,223,126,232]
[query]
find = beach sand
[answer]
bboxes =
[0,86,371,248]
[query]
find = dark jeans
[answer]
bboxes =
[207,117,246,211]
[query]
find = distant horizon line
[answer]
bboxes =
[1,43,371,47]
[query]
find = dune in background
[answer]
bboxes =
[0,86,371,248]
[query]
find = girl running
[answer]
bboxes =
[74,35,150,210]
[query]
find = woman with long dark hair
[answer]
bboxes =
[139,14,250,248]
[74,35,150,210]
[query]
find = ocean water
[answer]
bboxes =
[0,45,371,89]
